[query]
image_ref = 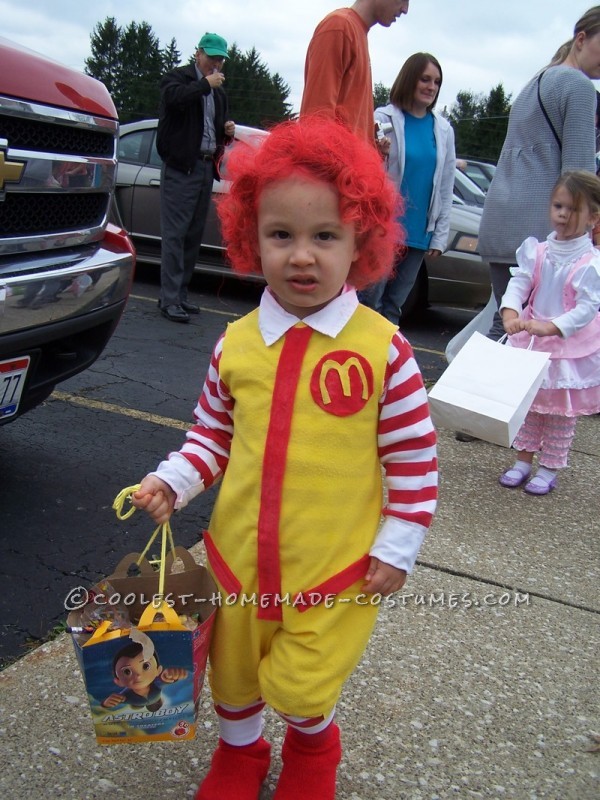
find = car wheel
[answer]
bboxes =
[401,262,428,319]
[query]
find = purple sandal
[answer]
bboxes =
[499,467,530,488]
[524,475,557,496]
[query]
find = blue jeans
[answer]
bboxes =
[360,247,424,325]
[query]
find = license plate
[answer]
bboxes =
[0,356,31,419]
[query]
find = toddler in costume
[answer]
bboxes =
[132,117,438,800]
[499,170,600,495]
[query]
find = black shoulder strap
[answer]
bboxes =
[537,71,562,150]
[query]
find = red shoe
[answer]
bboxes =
[195,737,271,800]
[274,723,341,800]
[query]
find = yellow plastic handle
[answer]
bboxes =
[138,599,186,630]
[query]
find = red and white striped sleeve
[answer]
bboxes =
[151,334,234,508]
[370,331,438,573]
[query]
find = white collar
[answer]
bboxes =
[258,285,359,345]
[546,231,594,265]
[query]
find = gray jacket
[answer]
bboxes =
[478,66,596,264]
[375,104,456,253]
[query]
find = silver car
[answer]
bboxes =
[115,120,489,314]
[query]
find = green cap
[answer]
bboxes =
[197,33,228,58]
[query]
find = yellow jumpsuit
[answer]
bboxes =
[204,307,397,717]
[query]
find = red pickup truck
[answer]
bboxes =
[0,37,135,424]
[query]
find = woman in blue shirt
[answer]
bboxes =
[364,52,456,324]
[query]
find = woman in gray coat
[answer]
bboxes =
[478,5,600,340]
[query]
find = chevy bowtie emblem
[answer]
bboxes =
[0,145,25,193]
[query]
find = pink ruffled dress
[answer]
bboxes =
[501,233,600,417]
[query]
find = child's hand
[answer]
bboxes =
[503,317,523,335]
[502,310,522,335]
[161,667,188,683]
[522,319,561,337]
[132,476,176,524]
[362,557,407,595]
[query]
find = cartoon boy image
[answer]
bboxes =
[102,635,187,712]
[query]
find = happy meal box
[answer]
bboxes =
[68,543,218,745]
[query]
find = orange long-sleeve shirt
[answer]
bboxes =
[300,8,374,143]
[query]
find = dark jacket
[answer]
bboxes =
[156,63,231,177]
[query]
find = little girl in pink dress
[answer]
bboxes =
[499,171,600,495]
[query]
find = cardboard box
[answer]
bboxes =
[69,547,218,745]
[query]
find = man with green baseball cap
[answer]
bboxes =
[197,32,228,59]
[156,32,235,322]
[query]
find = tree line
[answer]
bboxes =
[85,17,509,162]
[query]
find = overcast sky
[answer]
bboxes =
[2,0,599,114]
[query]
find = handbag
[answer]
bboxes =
[428,332,550,447]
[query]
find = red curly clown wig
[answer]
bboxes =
[216,116,403,290]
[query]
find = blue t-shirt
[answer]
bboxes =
[399,112,436,250]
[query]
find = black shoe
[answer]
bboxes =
[161,304,190,323]
[180,301,200,314]
[455,431,477,442]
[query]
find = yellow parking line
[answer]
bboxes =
[51,390,189,430]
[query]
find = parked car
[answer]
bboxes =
[114,119,489,315]
[457,159,497,194]
[0,38,135,425]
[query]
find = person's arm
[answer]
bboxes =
[557,71,597,173]
[550,261,600,337]
[160,68,211,111]
[300,29,348,119]
[367,333,438,583]
[428,121,457,254]
[500,236,538,321]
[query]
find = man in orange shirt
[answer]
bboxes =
[300,0,410,143]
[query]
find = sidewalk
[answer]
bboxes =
[1,422,598,799]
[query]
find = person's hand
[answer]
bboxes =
[522,319,561,337]
[224,120,236,137]
[376,136,391,157]
[362,557,407,595]
[206,71,225,89]
[426,249,442,258]
[102,693,126,709]
[161,667,188,683]
[132,476,176,524]
[502,310,521,335]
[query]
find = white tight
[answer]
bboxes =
[215,701,335,746]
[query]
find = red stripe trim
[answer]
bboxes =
[379,431,436,456]
[388,486,437,504]
[294,554,370,612]
[215,702,266,720]
[203,531,242,597]
[385,509,434,527]
[278,713,325,727]
[182,452,219,488]
[257,326,313,622]
[385,457,437,477]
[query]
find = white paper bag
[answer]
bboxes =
[428,332,550,447]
